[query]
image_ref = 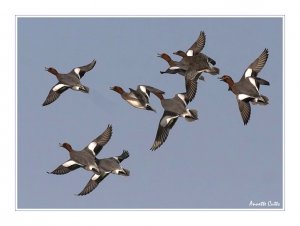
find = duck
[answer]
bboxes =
[48,124,112,175]
[77,150,130,196]
[110,85,165,112]
[157,53,205,81]
[171,30,219,76]
[219,49,270,125]
[150,92,198,151]
[172,50,219,75]
[42,59,96,106]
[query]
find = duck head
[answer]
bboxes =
[59,142,73,152]
[219,75,234,91]
[173,50,186,57]
[157,53,172,63]
[45,67,59,76]
[110,86,125,94]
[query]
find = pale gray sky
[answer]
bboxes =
[17,17,283,209]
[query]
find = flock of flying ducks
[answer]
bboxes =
[44,31,270,195]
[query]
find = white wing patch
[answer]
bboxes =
[73,68,81,79]
[112,169,123,175]
[139,85,147,94]
[169,66,181,70]
[88,141,97,155]
[53,83,69,91]
[186,50,194,56]
[63,160,82,167]
[238,94,252,100]
[176,93,187,105]
[139,85,150,99]
[91,174,100,181]
[244,68,253,78]
[160,115,178,127]
[248,77,259,91]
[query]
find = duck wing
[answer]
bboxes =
[70,59,97,79]
[237,98,251,125]
[150,111,179,151]
[184,69,203,104]
[137,85,165,99]
[77,172,109,196]
[47,159,82,175]
[241,48,269,82]
[76,150,130,195]
[83,124,113,156]
[42,82,69,106]
[186,31,206,56]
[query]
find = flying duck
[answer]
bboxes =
[219,48,270,125]
[48,124,112,175]
[42,59,96,106]
[77,150,130,196]
[110,85,165,112]
[150,92,198,151]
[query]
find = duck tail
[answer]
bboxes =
[209,67,220,75]
[198,75,205,81]
[255,77,270,86]
[119,168,130,176]
[252,95,269,105]
[208,57,216,65]
[160,68,177,75]
[117,150,130,162]
[185,109,198,122]
[79,85,89,93]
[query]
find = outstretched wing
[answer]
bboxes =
[237,99,251,125]
[83,124,113,156]
[136,85,165,100]
[47,160,82,175]
[70,59,97,78]
[184,69,203,104]
[77,173,109,196]
[150,111,178,151]
[186,31,206,56]
[42,83,69,106]
[242,49,269,80]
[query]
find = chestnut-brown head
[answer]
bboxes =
[219,75,235,92]
[59,142,73,152]
[110,86,125,95]
[157,53,172,63]
[45,67,59,76]
[219,75,234,83]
